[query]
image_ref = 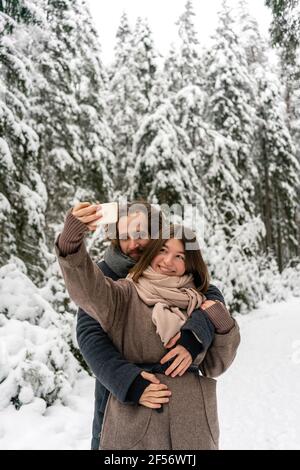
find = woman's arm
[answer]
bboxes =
[196,298,240,377]
[55,208,132,333]
[175,284,229,355]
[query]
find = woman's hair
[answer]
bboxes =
[129,224,210,293]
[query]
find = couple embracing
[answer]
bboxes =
[55,200,240,450]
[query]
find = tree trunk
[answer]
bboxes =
[261,135,273,251]
[275,193,283,272]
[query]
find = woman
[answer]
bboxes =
[56,203,240,450]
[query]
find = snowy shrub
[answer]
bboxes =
[0,262,81,411]
[281,263,300,298]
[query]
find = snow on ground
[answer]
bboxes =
[0,371,94,450]
[0,296,299,450]
[219,296,300,450]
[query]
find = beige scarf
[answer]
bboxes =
[127,266,205,346]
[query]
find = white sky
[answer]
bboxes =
[86,0,272,65]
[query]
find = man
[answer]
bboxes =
[75,201,231,450]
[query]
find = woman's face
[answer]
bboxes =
[151,238,186,276]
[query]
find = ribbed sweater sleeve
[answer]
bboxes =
[203,301,235,334]
[58,208,88,256]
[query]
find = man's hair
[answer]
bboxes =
[129,224,210,293]
[108,200,163,248]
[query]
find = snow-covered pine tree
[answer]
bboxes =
[238,2,300,268]
[72,0,115,204]
[130,101,198,206]
[204,0,257,222]
[28,0,83,242]
[164,0,202,93]
[288,51,300,255]
[120,16,161,190]
[0,0,49,283]
[0,2,90,412]
[265,0,300,257]
[237,0,268,68]
[130,17,159,115]
[28,0,114,249]
[106,12,137,193]
[255,66,300,270]
[193,1,268,311]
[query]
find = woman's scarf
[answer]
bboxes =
[127,266,205,346]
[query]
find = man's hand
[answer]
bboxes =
[139,371,171,409]
[160,333,192,378]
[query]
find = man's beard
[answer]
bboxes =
[127,246,145,260]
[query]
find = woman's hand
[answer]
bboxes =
[160,334,193,378]
[72,202,103,231]
[139,371,172,409]
[201,299,217,309]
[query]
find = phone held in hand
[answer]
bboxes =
[96,202,118,225]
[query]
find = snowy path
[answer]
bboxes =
[0,297,299,450]
[219,296,300,450]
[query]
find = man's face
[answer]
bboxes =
[118,212,150,260]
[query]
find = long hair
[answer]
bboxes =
[129,224,210,293]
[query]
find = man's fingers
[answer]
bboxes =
[160,348,178,364]
[170,357,191,378]
[141,371,160,384]
[165,355,184,376]
[179,362,191,377]
[165,338,176,349]
[165,332,181,349]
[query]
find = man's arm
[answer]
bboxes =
[205,283,225,304]
[76,307,145,403]
[161,284,235,377]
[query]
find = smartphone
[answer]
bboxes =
[96,202,118,225]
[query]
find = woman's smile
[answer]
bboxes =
[158,265,175,274]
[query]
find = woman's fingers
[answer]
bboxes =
[87,223,98,232]
[77,212,102,224]
[140,371,160,384]
[145,383,168,391]
[73,201,91,212]
[73,202,101,216]
[139,382,171,407]
[73,205,100,219]
[142,396,170,404]
[72,202,104,229]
